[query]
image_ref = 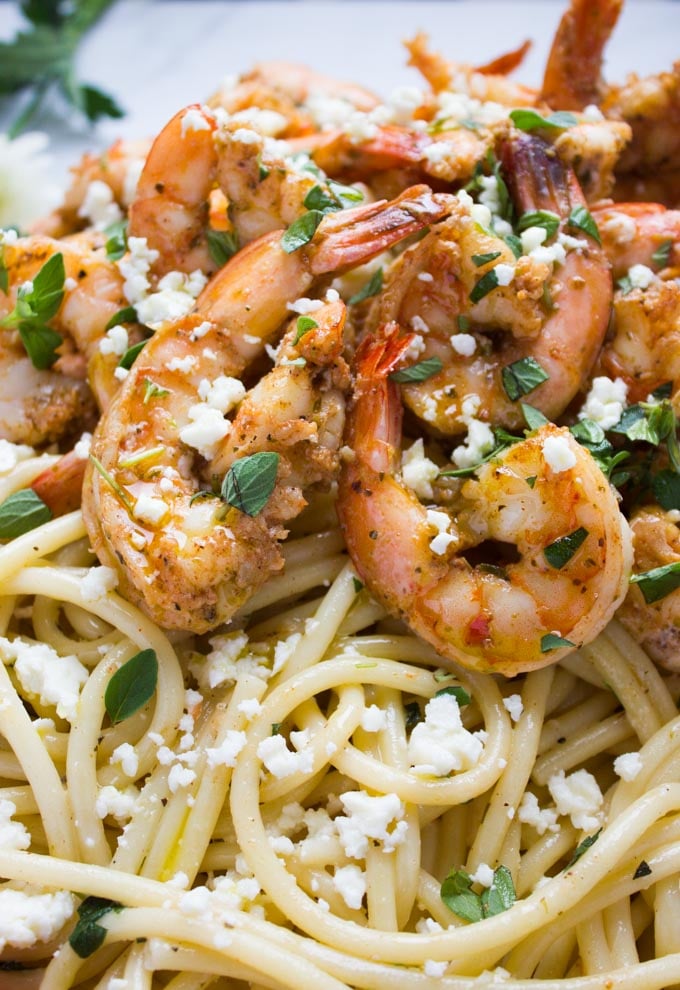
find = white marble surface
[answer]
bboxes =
[1,0,679,180]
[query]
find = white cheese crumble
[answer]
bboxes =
[335,791,407,858]
[426,508,457,556]
[613,751,643,781]
[0,798,30,851]
[80,566,118,602]
[450,332,476,356]
[133,493,168,526]
[179,404,231,460]
[287,296,324,315]
[548,768,603,832]
[197,375,246,413]
[181,107,212,136]
[408,693,485,777]
[135,269,208,327]
[99,324,129,357]
[469,863,495,887]
[494,263,515,286]
[360,705,387,732]
[627,264,656,290]
[73,432,92,459]
[237,698,262,720]
[168,763,197,793]
[582,103,605,122]
[502,694,523,723]
[0,886,75,951]
[599,211,636,244]
[257,734,314,778]
[117,236,159,305]
[2,637,88,722]
[78,179,123,230]
[424,960,448,978]
[451,393,495,469]
[332,864,366,909]
[188,631,256,690]
[542,434,577,473]
[517,791,559,835]
[206,730,247,768]
[401,438,440,501]
[110,742,139,778]
[95,784,139,822]
[578,375,627,430]
[520,225,547,255]
[0,438,33,474]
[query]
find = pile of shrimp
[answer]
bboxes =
[2,0,680,676]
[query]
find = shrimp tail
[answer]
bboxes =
[476,39,532,77]
[309,185,449,275]
[500,131,584,216]
[31,451,86,516]
[541,0,623,110]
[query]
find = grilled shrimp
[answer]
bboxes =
[84,186,447,631]
[337,326,633,676]
[365,132,611,436]
[593,201,680,278]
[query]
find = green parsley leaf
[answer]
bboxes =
[481,866,516,917]
[258,158,270,181]
[634,860,652,880]
[281,211,325,253]
[544,527,589,569]
[1,252,65,369]
[352,576,364,593]
[631,562,680,604]
[105,649,158,725]
[0,489,52,539]
[566,829,601,868]
[142,378,169,404]
[502,232,523,259]
[434,685,471,706]
[118,340,147,370]
[69,896,123,959]
[221,451,280,516]
[18,321,63,370]
[651,240,673,269]
[207,228,239,268]
[469,268,499,303]
[457,315,471,331]
[510,109,578,132]
[540,633,576,653]
[567,206,601,244]
[501,357,549,402]
[611,400,676,447]
[526,475,536,488]
[348,268,383,305]
[522,403,550,431]
[294,316,317,345]
[66,81,124,124]
[516,210,560,240]
[440,869,483,923]
[271,722,282,735]
[304,185,340,213]
[105,306,137,332]
[472,251,501,267]
[389,356,443,384]
[104,219,128,261]
[0,249,8,295]
[652,469,680,511]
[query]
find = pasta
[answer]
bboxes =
[1,1,680,986]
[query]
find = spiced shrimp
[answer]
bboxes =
[593,201,680,278]
[365,131,612,436]
[337,326,633,676]
[84,186,447,631]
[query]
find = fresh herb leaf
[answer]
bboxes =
[472,251,501,267]
[521,403,549,431]
[0,248,9,295]
[18,321,63,370]
[0,252,65,369]
[502,232,523,259]
[610,400,676,447]
[293,316,317,345]
[104,219,128,261]
[105,306,137,332]
[207,228,239,268]
[352,576,364,593]
[222,451,279,516]
[0,488,52,539]
[404,700,423,731]
[389,356,443,384]
[651,240,673,269]
[469,268,499,303]
[303,184,340,214]
[457,315,471,331]
[544,527,589,569]
[280,211,325,253]
[105,649,158,725]
[66,81,124,125]
[526,475,536,488]
[617,274,633,295]
[142,378,169,404]
[631,562,680,604]
[118,340,146,370]
[271,722,282,735]
[440,869,483,923]
[258,158,270,181]
[516,210,560,240]
[634,860,652,880]
[567,206,601,244]
[69,896,123,959]
[502,357,549,402]
[481,866,516,917]
[652,470,680,510]
[510,109,578,132]
[434,685,471,706]
[566,829,602,868]
[349,268,383,305]
[540,633,576,653]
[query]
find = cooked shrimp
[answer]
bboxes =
[31,138,151,239]
[128,104,332,275]
[30,450,87,516]
[593,201,680,278]
[84,186,447,631]
[603,62,680,177]
[552,118,631,201]
[366,132,612,435]
[337,326,633,675]
[617,507,680,671]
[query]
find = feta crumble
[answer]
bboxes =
[80,566,118,602]
[578,375,627,430]
[408,693,485,777]
[542,434,577,473]
[613,751,643,782]
[335,791,407,858]
[401,438,440,500]
[548,768,603,832]
[2,637,88,722]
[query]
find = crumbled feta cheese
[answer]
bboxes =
[190,320,213,341]
[237,698,262,719]
[627,264,656,290]
[117,236,158,305]
[287,296,324,315]
[99,324,129,357]
[450,333,476,356]
[408,693,485,777]
[599,211,636,244]
[179,403,231,460]
[2,637,88,722]
[78,179,123,230]
[181,107,212,136]
[272,631,302,674]
[333,864,366,909]
[469,863,495,887]
[335,791,407,858]
[113,366,129,381]
[257,734,314,778]
[133,493,168,526]
[206,730,247,768]
[0,438,33,474]
[426,508,457,555]
[0,886,74,951]
[189,631,255,690]
[95,784,139,822]
[451,393,495,469]
[231,107,288,136]
[404,334,426,361]
[401,438,440,501]
[136,270,208,327]
[502,694,523,723]
[197,375,246,413]
[494,263,515,286]
[517,791,559,835]
[110,742,139,778]
[582,103,605,122]
[542,434,577,473]
[422,140,457,166]
[73,432,92,459]
[578,375,627,430]
[520,225,547,255]
[548,768,603,832]
[613,751,643,782]
[0,799,30,851]
[80,566,118,602]
[418,272,434,283]
[168,764,197,793]
[424,959,448,978]
[360,705,387,732]
[410,315,430,334]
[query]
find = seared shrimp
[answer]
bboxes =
[366,132,611,435]
[593,201,680,278]
[337,327,633,675]
[617,507,680,671]
[84,186,447,631]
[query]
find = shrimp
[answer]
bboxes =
[617,507,680,671]
[30,450,88,516]
[593,201,680,278]
[31,138,151,239]
[84,186,447,631]
[365,132,612,435]
[337,326,633,675]
[128,104,332,275]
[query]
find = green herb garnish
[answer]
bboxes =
[69,896,123,958]
[540,633,576,653]
[221,451,280,516]
[1,252,65,368]
[567,206,601,244]
[207,228,239,267]
[280,211,325,253]
[469,268,499,303]
[516,210,560,240]
[441,865,516,923]
[651,240,673,269]
[293,315,317,345]
[0,489,52,539]
[544,527,588,569]
[105,649,158,724]
[631,562,680,604]
[434,685,471,706]
[104,219,127,261]
[566,829,602,868]
[389,356,443,384]
[502,357,549,402]
[472,251,501,267]
[348,267,383,306]
[118,339,147,370]
[510,109,578,133]
[105,306,137,332]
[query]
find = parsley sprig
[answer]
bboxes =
[0,252,65,368]
[0,0,124,136]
